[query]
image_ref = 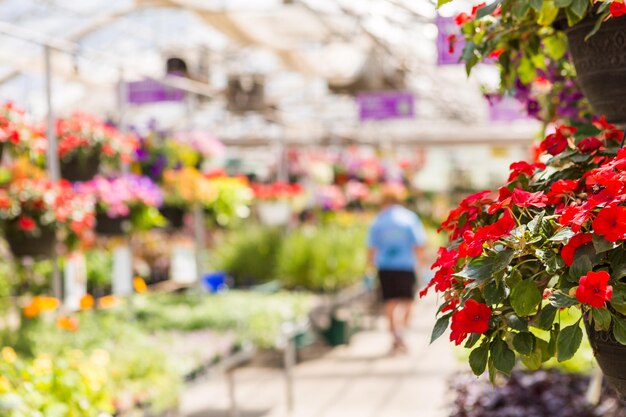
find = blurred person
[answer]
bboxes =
[367,183,427,354]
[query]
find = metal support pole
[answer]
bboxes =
[284,335,296,414]
[226,369,239,417]
[193,203,206,285]
[44,45,62,301]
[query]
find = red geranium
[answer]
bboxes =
[577,137,603,153]
[592,205,626,242]
[540,132,568,155]
[449,299,491,345]
[575,271,613,308]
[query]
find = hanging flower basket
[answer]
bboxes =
[95,211,130,236]
[4,224,56,258]
[159,205,186,230]
[60,152,100,182]
[566,15,626,125]
[584,318,626,400]
[257,200,291,226]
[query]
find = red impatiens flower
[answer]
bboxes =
[489,48,504,59]
[540,131,568,155]
[577,137,603,153]
[454,12,472,25]
[547,179,579,204]
[592,205,626,242]
[559,203,592,232]
[17,216,37,232]
[575,271,613,308]
[561,233,593,266]
[450,299,491,345]
[610,0,626,17]
[508,161,546,182]
[432,247,459,270]
[512,188,548,208]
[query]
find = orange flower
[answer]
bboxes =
[98,295,120,310]
[133,277,148,293]
[79,294,95,310]
[56,315,79,332]
[23,295,60,318]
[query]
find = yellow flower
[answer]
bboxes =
[1,347,17,364]
[0,376,11,392]
[133,277,148,293]
[33,355,53,375]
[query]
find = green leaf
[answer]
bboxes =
[493,249,515,273]
[506,268,523,288]
[535,304,558,330]
[512,1,531,17]
[592,234,614,254]
[528,212,545,234]
[592,308,612,332]
[543,34,568,60]
[455,256,495,287]
[476,0,502,18]
[611,314,626,345]
[469,342,490,376]
[569,255,592,282]
[490,338,516,375]
[549,291,579,308]
[548,324,560,357]
[487,357,497,384]
[513,332,536,355]
[530,0,544,10]
[569,0,589,18]
[585,12,609,41]
[554,0,573,7]
[549,227,575,242]
[484,280,508,305]
[507,313,529,331]
[430,314,451,344]
[565,5,584,25]
[520,343,543,370]
[510,280,542,316]
[538,0,559,25]
[518,57,536,84]
[436,0,453,8]
[557,322,583,362]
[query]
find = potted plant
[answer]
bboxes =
[77,175,164,236]
[0,178,95,257]
[160,167,218,229]
[0,102,46,160]
[424,118,626,396]
[447,0,626,123]
[251,182,303,226]
[56,113,138,182]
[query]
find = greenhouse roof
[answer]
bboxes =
[0,0,539,145]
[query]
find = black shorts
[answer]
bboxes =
[378,269,417,301]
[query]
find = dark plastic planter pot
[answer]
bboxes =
[5,225,56,258]
[159,205,186,230]
[60,152,100,182]
[96,211,130,236]
[566,15,626,125]
[585,318,626,401]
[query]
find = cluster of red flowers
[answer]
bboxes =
[0,102,45,151]
[56,112,138,163]
[428,116,625,345]
[251,182,303,201]
[0,178,95,242]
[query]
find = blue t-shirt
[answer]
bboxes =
[367,205,426,271]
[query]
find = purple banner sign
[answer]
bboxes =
[489,96,529,122]
[436,15,464,66]
[356,91,415,121]
[126,79,185,105]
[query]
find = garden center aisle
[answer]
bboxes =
[180,292,459,417]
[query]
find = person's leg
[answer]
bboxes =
[384,299,399,338]
[401,299,415,329]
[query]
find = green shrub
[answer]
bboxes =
[278,224,367,292]
[210,226,283,285]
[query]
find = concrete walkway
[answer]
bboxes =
[180,294,459,417]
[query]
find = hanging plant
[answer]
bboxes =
[425,117,626,392]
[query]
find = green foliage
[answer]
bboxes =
[278,223,367,292]
[210,226,284,285]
